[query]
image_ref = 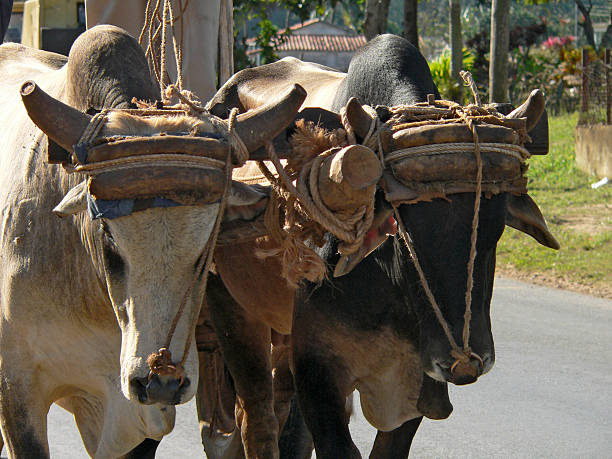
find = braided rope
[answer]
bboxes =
[71,154,225,175]
[385,143,529,163]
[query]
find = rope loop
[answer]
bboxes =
[147,347,185,384]
[145,108,238,378]
[387,74,515,369]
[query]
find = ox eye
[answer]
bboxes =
[101,224,125,276]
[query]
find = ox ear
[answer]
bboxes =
[224,182,269,222]
[334,200,396,277]
[53,181,89,218]
[506,194,560,250]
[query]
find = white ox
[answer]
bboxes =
[0,25,303,458]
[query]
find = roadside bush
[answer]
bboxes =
[429,48,475,103]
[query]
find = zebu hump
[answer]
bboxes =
[208,56,345,116]
[65,25,157,111]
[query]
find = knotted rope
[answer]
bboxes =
[138,0,206,112]
[146,108,243,382]
[357,71,525,371]
[65,97,247,381]
[254,122,376,286]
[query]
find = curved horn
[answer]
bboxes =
[507,89,545,131]
[20,81,92,152]
[345,97,374,139]
[234,84,307,153]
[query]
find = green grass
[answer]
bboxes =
[496,112,612,296]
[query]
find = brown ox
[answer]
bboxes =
[0,25,305,458]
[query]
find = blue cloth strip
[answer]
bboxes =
[87,194,181,220]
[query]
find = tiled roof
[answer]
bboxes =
[247,33,366,55]
[246,18,365,55]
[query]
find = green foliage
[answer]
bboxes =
[428,48,475,103]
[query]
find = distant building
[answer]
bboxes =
[246,18,366,71]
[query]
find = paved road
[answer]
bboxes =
[14,278,611,458]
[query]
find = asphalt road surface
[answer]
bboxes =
[11,278,611,458]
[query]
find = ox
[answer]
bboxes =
[0,25,305,458]
[206,34,559,458]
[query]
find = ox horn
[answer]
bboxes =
[507,89,545,131]
[345,97,374,139]
[234,84,307,153]
[344,98,391,152]
[20,81,92,152]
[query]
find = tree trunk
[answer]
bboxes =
[0,0,13,43]
[218,0,234,87]
[601,14,612,49]
[364,0,391,41]
[489,0,510,103]
[575,0,597,49]
[403,0,418,50]
[449,0,462,101]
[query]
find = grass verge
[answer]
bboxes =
[496,112,612,299]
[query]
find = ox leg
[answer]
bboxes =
[271,336,294,434]
[278,396,313,459]
[292,349,359,459]
[195,305,244,459]
[207,275,279,459]
[121,439,160,459]
[368,417,422,459]
[0,371,49,458]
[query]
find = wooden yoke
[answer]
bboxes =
[317,145,383,211]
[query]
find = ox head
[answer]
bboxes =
[353,90,559,386]
[21,81,306,405]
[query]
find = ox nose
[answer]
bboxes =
[449,354,484,386]
[130,374,190,405]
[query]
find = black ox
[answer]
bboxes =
[204,33,558,458]
[288,34,558,458]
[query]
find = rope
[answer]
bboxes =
[393,205,462,354]
[139,0,188,103]
[146,108,240,382]
[75,109,109,151]
[265,143,375,254]
[389,71,498,368]
[460,70,482,106]
[71,154,225,174]
[385,143,529,163]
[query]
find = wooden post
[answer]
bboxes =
[606,48,611,125]
[581,48,589,114]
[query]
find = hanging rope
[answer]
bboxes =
[146,108,241,382]
[381,72,515,370]
[139,0,191,104]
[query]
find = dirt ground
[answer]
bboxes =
[550,203,612,235]
[496,265,612,300]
